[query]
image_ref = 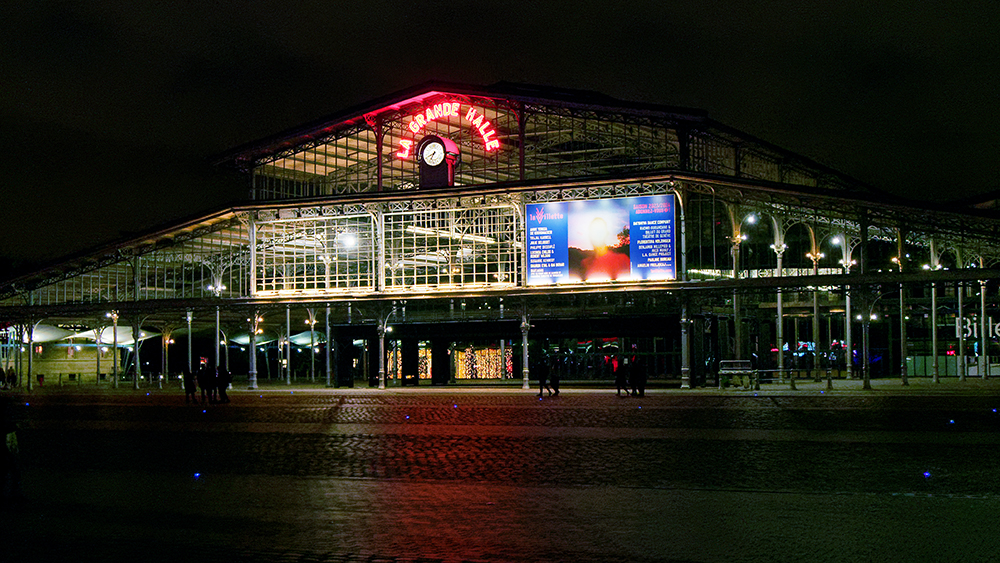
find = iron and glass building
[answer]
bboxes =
[3,81,1000,390]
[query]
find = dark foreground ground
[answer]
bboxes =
[4,379,1000,563]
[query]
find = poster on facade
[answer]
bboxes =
[526,195,675,285]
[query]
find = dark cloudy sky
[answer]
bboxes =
[3,1,999,268]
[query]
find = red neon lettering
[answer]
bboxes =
[397,103,501,158]
[396,139,413,159]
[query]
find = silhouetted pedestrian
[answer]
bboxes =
[548,356,560,396]
[614,355,629,396]
[217,369,231,403]
[536,355,553,397]
[208,369,220,403]
[196,367,213,404]
[1,396,24,505]
[183,371,197,403]
[628,354,646,397]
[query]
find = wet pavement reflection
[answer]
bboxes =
[3,388,1000,562]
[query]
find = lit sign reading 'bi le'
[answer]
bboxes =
[396,102,500,159]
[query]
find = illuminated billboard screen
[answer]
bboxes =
[526,195,675,285]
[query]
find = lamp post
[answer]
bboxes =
[305,309,318,383]
[770,239,788,381]
[890,251,909,386]
[218,328,229,374]
[858,290,891,390]
[980,279,988,379]
[132,321,143,390]
[92,326,102,386]
[806,248,825,383]
[248,313,262,390]
[208,283,226,381]
[521,311,531,390]
[161,334,173,390]
[278,335,289,385]
[325,305,333,388]
[925,239,943,384]
[186,311,193,377]
[377,304,396,390]
[286,305,291,384]
[831,235,857,379]
[106,311,119,388]
[730,211,756,361]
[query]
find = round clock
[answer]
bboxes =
[421,140,445,166]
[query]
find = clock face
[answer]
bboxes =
[422,141,445,166]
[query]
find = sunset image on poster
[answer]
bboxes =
[567,203,631,281]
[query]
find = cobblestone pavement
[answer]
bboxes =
[3,382,1000,562]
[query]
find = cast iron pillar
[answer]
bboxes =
[520,311,530,390]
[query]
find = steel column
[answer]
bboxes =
[521,310,530,390]
[186,311,193,376]
[215,306,221,380]
[133,317,141,389]
[958,281,966,382]
[325,305,332,388]
[248,313,258,390]
[980,280,987,378]
[27,320,34,392]
[112,313,118,389]
[286,305,291,385]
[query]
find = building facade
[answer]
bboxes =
[3,81,1000,390]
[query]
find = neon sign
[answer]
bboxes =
[396,102,500,158]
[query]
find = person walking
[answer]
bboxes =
[183,370,198,403]
[1,396,24,506]
[628,353,646,397]
[536,354,553,397]
[208,369,220,404]
[196,366,212,404]
[548,356,560,396]
[614,355,629,396]
[216,369,231,404]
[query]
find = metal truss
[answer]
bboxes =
[240,84,877,205]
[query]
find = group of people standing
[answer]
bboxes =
[535,352,647,397]
[183,367,231,404]
[614,354,646,397]
[0,368,18,390]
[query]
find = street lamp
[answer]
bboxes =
[248,314,263,390]
[106,311,119,388]
[186,311,193,378]
[377,304,397,390]
[305,309,318,383]
[805,247,826,385]
[219,329,229,374]
[858,289,893,390]
[161,336,174,390]
[832,235,858,379]
[731,212,757,361]
[208,283,226,381]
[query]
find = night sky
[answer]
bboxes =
[3,2,999,272]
